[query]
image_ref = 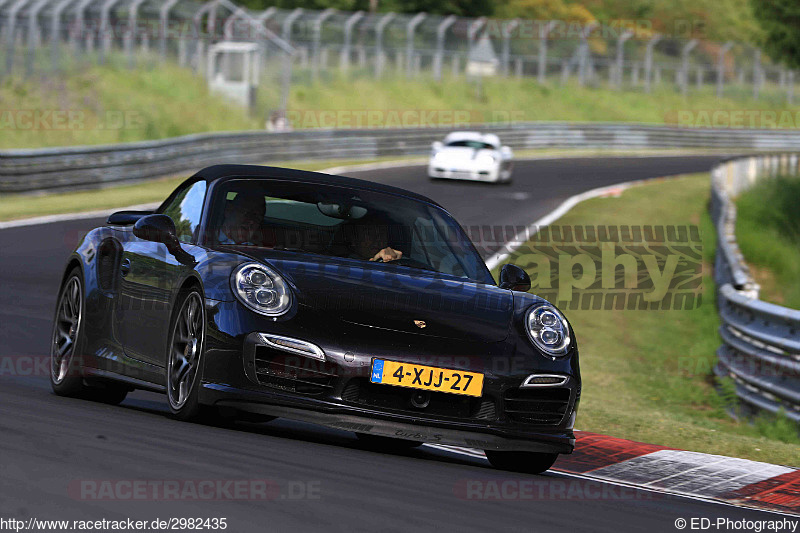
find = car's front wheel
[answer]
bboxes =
[485,450,559,474]
[166,288,207,420]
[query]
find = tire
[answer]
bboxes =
[485,451,559,474]
[50,268,87,397]
[355,433,423,451]
[51,268,131,405]
[166,288,208,421]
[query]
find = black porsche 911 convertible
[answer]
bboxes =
[51,165,580,473]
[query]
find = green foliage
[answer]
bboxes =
[735,175,800,309]
[752,0,800,69]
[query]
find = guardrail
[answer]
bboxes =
[7,122,800,192]
[710,153,800,423]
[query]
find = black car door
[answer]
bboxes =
[117,180,207,367]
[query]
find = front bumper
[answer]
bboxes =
[200,382,575,453]
[199,330,579,454]
[428,163,499,182]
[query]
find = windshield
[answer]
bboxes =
[445,140,496,150]
[208,179,493,284]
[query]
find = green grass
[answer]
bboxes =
[1,58,799,149]
[493,173,799,466]
[735,175,800,310]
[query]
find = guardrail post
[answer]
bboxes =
[158,0,180,61]
[405,12,425,78]
[99,0,122,64]
[614,30,633,88]
[51,0,78,71]
[70,0,93,50]
[432,14,455,81]
[4,0,32,75]
[752,48,761,100]
[25,0,50,77]
[577,23,597,87]
[374,12,394,78]
[125,0,147,67]
[644,33,661,93]
[680,39,697,96]
[281,7,303,43]
[717,41,733,98]
[467,16,485,57]
[340,10,363,71]
[312,8,336,82]
[538,20,556,84]
[501,19,518,77]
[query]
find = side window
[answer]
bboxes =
[160,181,207,243]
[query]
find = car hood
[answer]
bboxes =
[235,248,513,342]
[432,147,498,166]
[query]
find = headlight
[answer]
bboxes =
[525,304,571,356]
[476,153,497,165]
[231,262,291,316]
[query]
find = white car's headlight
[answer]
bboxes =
[525,304,571,356]
[476,153,497,165]
[231,262,292,316]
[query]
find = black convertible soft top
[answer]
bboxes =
[192,165,442,208]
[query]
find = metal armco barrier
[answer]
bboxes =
[710,153,800,422]
[7,123,800,192]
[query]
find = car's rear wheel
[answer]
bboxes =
[51,270,86,397]
[485,451,559,474]
[355,433,423,451]
[50,269,129,404]
[167,289,207,420]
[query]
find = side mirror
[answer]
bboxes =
[499,264,531,292]
[432,141,443,152]
[133,214,195,265]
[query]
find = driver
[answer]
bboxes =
[218,192,271,246]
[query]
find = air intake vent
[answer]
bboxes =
[503,388,571,426]
[254,345,337,395]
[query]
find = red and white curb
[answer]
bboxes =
[429,431,799,517]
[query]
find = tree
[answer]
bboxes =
[752,0,800,69]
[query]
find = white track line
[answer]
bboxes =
[483,177,675,271]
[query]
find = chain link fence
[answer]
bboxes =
[1,1,798,109]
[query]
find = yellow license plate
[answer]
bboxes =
[370,359,484,397]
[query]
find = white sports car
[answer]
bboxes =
[428,131,514,183]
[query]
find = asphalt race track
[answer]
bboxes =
[2,155,789,531]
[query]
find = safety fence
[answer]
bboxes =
[0,0,797,105]
[710,154,800,423]
[7,122,800,192]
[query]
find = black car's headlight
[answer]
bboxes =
[525,304,571,356]
[231,262,291,316]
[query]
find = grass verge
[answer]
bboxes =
[492,173,799,466]
[2,58,799,149]
[735,175,800,310]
